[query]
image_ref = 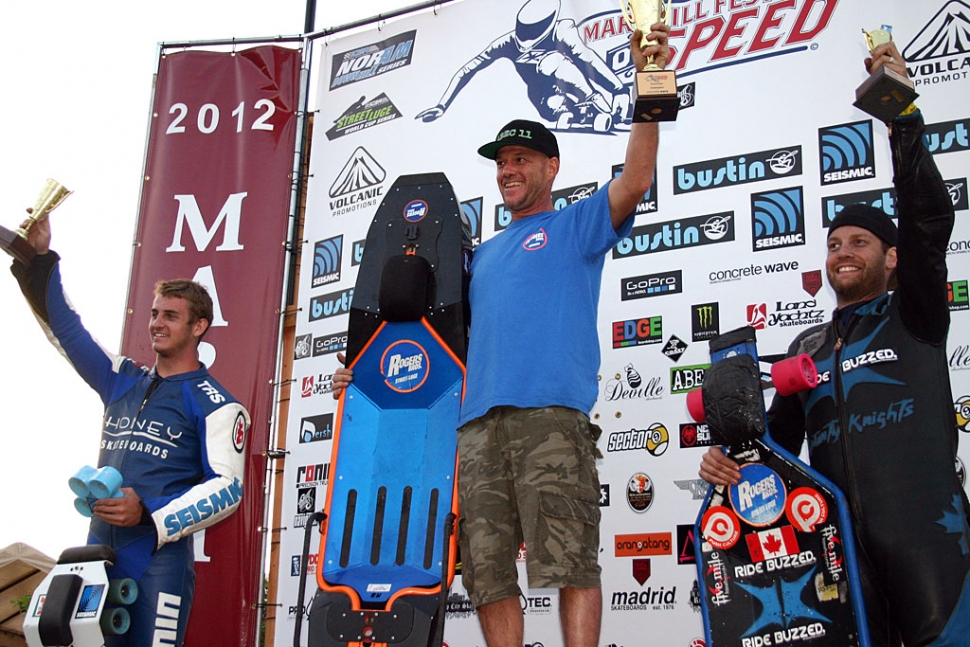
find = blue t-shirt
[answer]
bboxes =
[458,182,633,426]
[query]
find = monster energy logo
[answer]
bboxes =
[691,302,719,342]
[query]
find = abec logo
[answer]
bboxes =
[751,187,805,251]
[325,93,402,140]
[671,364,708,394]
[615,531,671,557]
[461,197,483,247]
[603,363,664,402]
[947,280,969,311]
[312,235,343,289]
[296,463,330,488]
[819,121,875,185]
[674,147,801,195]
[622,270,682,300]
[691,303,719,342]
[614,212,734,259]
[729,464,787,526]
[904,1,970,88]
[606,423,669,456]
[404,199,428,222]
[495,182,597,231]
[522,228,548,251]
[612,316,662,348]
[310,289,354,321]
[626,473,655,513]
[381,340,429,392]
[329,147,386,217]
[680,422,714,449]
[613,163,658,215]
[298,414,333,444]
[329,30,416,90]
[313,332,348,357]
[924,118,970,155]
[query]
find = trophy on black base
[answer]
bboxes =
[0,179,72,265]
[620,0,678,122]
[853,26,918,123]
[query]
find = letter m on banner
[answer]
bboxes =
[121,45,302,646]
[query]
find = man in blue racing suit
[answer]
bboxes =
[10,215,249,647]
[699,44,970,646]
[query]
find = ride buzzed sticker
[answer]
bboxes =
[728,463,787,527]
[381,340,430,392]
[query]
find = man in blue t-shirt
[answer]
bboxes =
[335,22,670,647]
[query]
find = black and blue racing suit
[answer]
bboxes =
[768,112,970,646]
[12,252,249,647]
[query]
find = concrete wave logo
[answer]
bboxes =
[330,147,386,198]
[312,235,343,288]
[751,187,805,252]
[819,121,875,185]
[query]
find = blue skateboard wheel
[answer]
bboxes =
[89,466,123,500]
[74,497,94,518]
[107,578,139,605]
[100,607,130,635]
[68,465,98,498]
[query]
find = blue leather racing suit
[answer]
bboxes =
[767,113,970,646]
[12,252,249,647]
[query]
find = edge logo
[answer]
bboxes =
[675,147,801,194]
[613,164,658,215]
[312,235,343,288]
[613,212,734,259]
[948,280,969,311]
[671,364,708,394]
[329,147,386,216]
[751,187,805,251]
[495,182,597,231]
[819,121,875,185]
[622,270,682,300]
[612,315,662,348]
[903,2,970,87]
[329,30,416,90]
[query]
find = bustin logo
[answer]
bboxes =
[310,289,354,321]
[613,212,734,259]
[675,147,800,194]
[381,340,429,392]
[904,2,970,87]
[312,235,342,288]
[329,147,386,216]
[819,121,875,185]
[751,187,805,251]
[822,177,969,226]
[329,30,416,90]
[495,182,597,231]
[622,270,682,300]
[613,164,657,215]
[924,117,970,155]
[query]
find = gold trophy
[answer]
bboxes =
[620,0,678,122]
[853,25,918,122]
[0,179,72,265]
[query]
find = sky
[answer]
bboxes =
[0,0,419,558]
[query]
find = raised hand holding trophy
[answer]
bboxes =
[0,179,71,265]
[620,0,678,122]
[853,25,918,122]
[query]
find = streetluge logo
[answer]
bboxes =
[675,147,801,194]
[329,31,416,90]
[325,94,402,140]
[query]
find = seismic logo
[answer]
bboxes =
[310,289,354,321]
[495,182,597,231]
[674,147,800,194]
[751,187,805,251]
[578,0,838,77]
[924,118,970,155]
[312,235,342,288]
[329,30,416,90]
[613,164,657,215]
[903,1,970,87]
[461,197,483,247]
[329,147,386,216]
[613,212,734,259]
[325,93,402,140]
[819,121,875,185]
[622,270,682,300]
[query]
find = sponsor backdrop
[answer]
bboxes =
[275,1,970,645]
[124,46,302,646]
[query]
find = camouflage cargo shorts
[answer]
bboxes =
[457,406,602,607]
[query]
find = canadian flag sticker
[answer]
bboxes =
[746,526,799,562]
